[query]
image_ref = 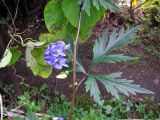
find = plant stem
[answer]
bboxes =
[68,10,82,120]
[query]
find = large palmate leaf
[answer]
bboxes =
[79,0,123,16]
[85,73,154,104]
[0,48,12,68]
[92,28,137,65]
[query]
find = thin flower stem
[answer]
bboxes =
[68,9,82,120]
[76,76,86,92]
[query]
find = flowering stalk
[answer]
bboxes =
[68,9,82,120]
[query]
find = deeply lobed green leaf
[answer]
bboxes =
[85,73,154,105]
[92,28,137,66]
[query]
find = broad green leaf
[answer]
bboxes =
[37,65,53,78]
[26,47,52,78]
[61,0,79,28]
[8,48,21,66]
[31,48,46,65]
[26,47,39,75]
[62,0,105,29]
[62,0,105,40]
[92,28,137,66]
[0,49,12,68]
[44,0,65,33]
[39,33,55,43]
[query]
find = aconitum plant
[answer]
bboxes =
[44,41,70,70]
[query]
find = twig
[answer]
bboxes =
[12,0,20,33]
[132,0,149,11]
[76,76,86,92]
[0,94,3,120]
[68,8,82,120]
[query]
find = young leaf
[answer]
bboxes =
[0,49,12,68]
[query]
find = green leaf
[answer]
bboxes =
[31,48,46,65]
[98,0,123,12]
[44,0,65,33]
[82,0,91,16]
[81,0,123,16]
[96,73,154,99]
[0,49,12,68]
[37,65,53,78]
[106,28,137,53]
[26,111,38,120]
[92,28,137,66]
[85,73,154,104]
[8,48,21,66]
[40,84,48,92]
[85,75,103,105]
[62,0,105,40]
[26,47,52,78]
[100,54,139,64]
[39,33,55,43]
[26,47,38,74]
[61,0,79,28]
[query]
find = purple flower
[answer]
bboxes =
[44,41,69,70]
[57,117,64,120]
[53,57,69,70]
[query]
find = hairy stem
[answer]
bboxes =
[68,9,82,120]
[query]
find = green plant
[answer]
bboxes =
[0,0,156,119]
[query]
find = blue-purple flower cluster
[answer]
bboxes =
[44,41,70,70]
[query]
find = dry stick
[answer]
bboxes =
[0,94,3,120]
[68,10,82,120]
[13,0,20,32]
[132,0,149,11]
